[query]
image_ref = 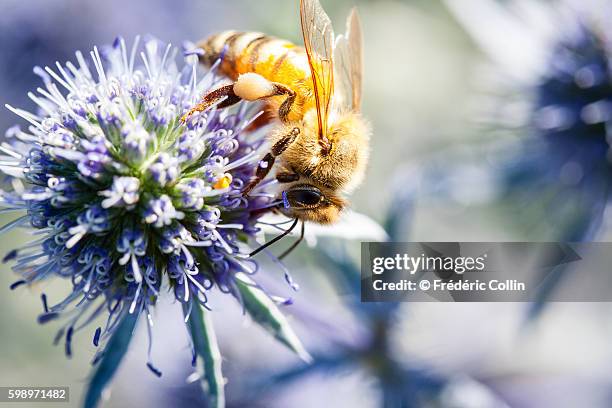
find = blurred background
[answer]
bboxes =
[2,0,612,407]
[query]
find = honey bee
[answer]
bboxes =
[182,0,369,251]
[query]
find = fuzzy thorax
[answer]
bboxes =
[270,109,370,223]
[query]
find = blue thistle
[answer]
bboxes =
[525,21,612,234]
[506,19,612,319]
[485,15,612,319]
[2,36,308,408]
[442,1,612,319]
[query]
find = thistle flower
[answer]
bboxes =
[445,0,612,240]
[2,36,310,408]
[440,0,612,317]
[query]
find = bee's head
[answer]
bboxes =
[280,184,345,224]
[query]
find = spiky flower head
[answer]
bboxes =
[531,20,612,188]
[445,0,612,239]
[1,36,304,384]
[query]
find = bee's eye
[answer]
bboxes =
[286,186,324,208]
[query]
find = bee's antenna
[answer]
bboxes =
[250,218,299,258]
[278,221,305,260]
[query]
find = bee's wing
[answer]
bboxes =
[334,8,363,111]
[300,0,335,139]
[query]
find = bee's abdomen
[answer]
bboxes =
[198,31,310,86]
[199,31,260,74]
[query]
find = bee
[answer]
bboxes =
[182,0,369,252]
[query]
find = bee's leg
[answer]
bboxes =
[242,127,300,196]
[243,152,275,197]
[277,91,297,123]
[180,84,242,123]
[233,73,297,122]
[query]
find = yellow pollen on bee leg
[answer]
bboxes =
[213,174,232,190]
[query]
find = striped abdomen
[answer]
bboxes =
[198,31,315,121]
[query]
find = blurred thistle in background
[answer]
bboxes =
[445,0,612,241]
[438,0,612,315]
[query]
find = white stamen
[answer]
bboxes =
[216,224,244,230]
[0,160,20,166]
[118,252,130,266]
[22,191,53,201]
[185,272,208,294]
[223,150,258,171]
[119,37,129,74]
[66,231,86,249]
[129,36,140,74]
[44,66,74,93]
[0,166,24,178]
[140,51,153,79]
[48,148,85,162]
[75,50,93,80]
[158,43,172,81]
[184,277,190,302]
[131,254,143,283]
[36,86,65,109]
[91,46,108,86]
[27,92,54,116]
[183,240,213,247]
[0,144,22,159]
[55,61,78,92]
[212,229,233,254]
[4,105,43,130]
[129,283,142,313]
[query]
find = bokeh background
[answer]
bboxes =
[2,0,612,407]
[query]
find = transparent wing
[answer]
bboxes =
[300,0,335,139]
[334,8,363,111]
